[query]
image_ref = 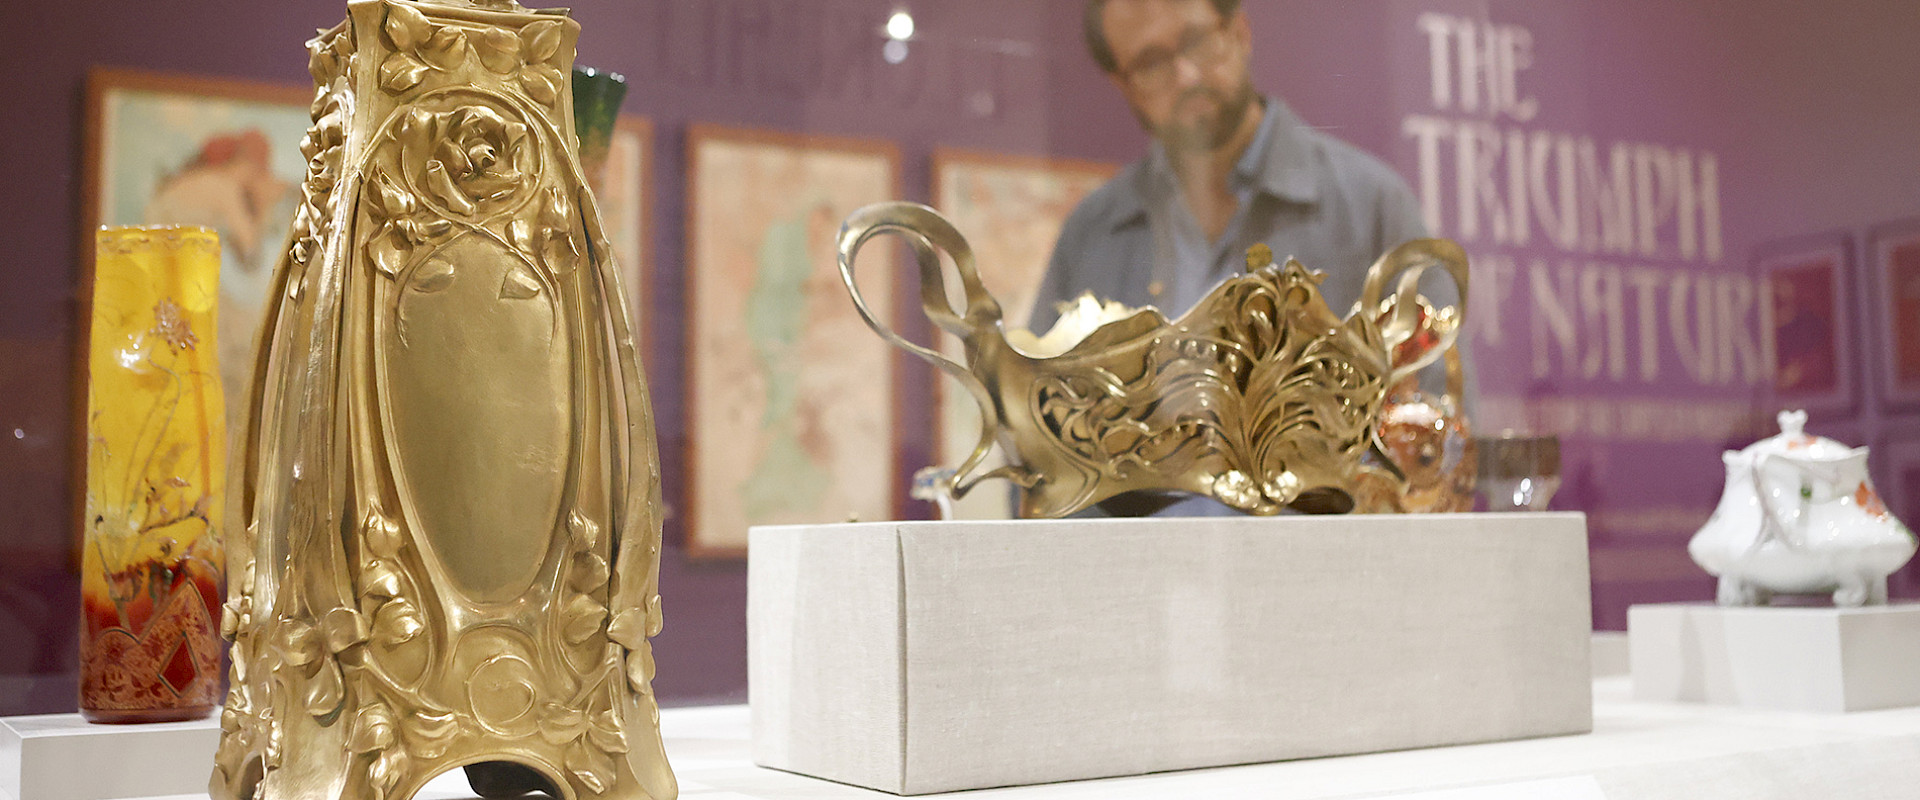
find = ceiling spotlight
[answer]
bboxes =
[886,9,915,41]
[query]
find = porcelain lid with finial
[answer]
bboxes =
[1731,409,1852,465]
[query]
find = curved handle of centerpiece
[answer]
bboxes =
[836,201,1010,500]
[1359,238,1471,389]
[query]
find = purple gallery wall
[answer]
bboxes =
[0,0,1916,713]
[1366,1,1920,620]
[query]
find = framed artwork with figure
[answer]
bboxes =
[928,148,1117,519]
[1868,219,1920,410]
[1756,232,1855,417]
[684,125,901,558]
[81,67,312,443]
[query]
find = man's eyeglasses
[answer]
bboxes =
[1119,23,1233,90]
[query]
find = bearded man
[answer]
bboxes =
[1033,0,1436,332]
[1033,0,1462,516]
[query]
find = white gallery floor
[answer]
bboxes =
[93,672,1920,800]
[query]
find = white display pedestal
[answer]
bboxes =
[1591,631,1629,678]
[1628,602,1920,712]
[0,713,218,800]
[749,513,1594,795]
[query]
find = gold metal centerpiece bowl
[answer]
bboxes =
[837,202,1469,517]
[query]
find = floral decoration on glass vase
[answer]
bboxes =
[80,225,227,723]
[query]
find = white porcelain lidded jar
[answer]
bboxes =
[1689,410,1916,606]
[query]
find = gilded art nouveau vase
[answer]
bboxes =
[212,2,674,799]
[81,225,226,723]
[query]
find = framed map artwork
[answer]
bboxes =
[684,125,901,557]
[82,68,312,442]
[1868,219,1920,409]
[1756,232,1855,416]
[929,149,1116,519]
[586,116,652,351]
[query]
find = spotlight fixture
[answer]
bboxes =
[886,9,914,41]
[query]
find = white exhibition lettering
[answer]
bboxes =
[1401,12,1767,391]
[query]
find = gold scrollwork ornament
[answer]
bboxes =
[213,2,674,799]
[840,202,1470,517]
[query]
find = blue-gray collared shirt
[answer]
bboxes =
[1032,97,1440,332]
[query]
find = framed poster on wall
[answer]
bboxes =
[1757,232,1856,416]
[928,149,1116,519]
[588,115,652,350]
[684,125,901,557]
[1868,219,1920,410]
[81,68,312,441]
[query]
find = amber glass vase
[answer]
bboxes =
[79,226,226,723]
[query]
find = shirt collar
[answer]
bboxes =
[1242,96,1321,205]
[1108,95,1320,232]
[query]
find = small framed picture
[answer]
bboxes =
[1882,435,1920,525]
[1756,232,1856,416]
[1873,429,1920,521]
[928,149,1117,519]
[590,115,652,352]
[1867,219,1920,409]
[1881,432,1920,597]
[683,124,903,557]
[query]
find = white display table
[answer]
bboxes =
[69,675,1920,800]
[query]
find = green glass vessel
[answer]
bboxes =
[572,65,628,180]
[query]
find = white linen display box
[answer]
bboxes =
[748,513,1594,795]
[0,713,218,800]
[1629,602,1920,712]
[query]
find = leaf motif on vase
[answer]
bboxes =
[565,739,617,795]
[420,26,469,72]
[379,55,430,94]
[605,609,646,650]
[562,595,607,645]
[519,20,564,64]
[347,702,397,753]
[476,27,519,73]
[303,659,344,719]
[322,607,370,653]
[384,3,431,51]
[372,599,425,646]
[569,552,610,592]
